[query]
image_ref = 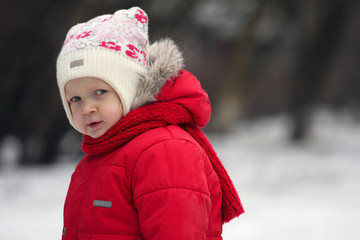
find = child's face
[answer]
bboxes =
[65,77,123,138]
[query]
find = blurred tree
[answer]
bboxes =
[239,0,360,141]
[288,0,350,141]
[209,0,266,131]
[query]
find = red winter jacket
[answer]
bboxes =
[62,70,227,240]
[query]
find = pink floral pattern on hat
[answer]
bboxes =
[61,7,149,66]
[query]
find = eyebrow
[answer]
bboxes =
[64,87,76,99]
[64,88,72,97]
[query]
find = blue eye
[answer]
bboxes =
[96,89,107,95]
[71,96,81,102]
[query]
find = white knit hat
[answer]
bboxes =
[56,7,149,130]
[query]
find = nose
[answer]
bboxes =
[81,100,97,115]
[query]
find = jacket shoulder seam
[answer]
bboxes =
[135,186,210,202]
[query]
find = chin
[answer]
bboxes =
[91,133,104,139]
[86,130,106,139]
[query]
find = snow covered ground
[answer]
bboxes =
[0,108,359,240]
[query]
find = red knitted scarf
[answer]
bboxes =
[82,102,244,222]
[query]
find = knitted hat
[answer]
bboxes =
[56,7,149,131]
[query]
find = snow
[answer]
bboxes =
[1,108,360,240]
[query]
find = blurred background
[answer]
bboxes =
[0,0,359,239]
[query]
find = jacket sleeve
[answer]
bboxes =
[132,139,212,239]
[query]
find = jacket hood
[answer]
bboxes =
[133,39,211,128]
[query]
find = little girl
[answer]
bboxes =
[56,6,244,240]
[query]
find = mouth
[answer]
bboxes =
[87,121,102,128]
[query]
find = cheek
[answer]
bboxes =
[106,102,123,122]
[72,113,82,124]
[70,106,83,126]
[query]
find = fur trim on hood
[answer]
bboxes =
[132,38,184,109]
